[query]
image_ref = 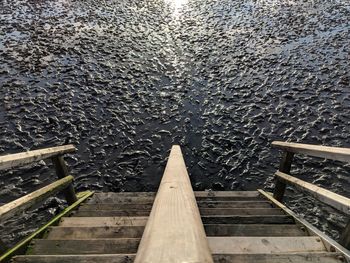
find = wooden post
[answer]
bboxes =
[340,220,350,249]
[134,145,214,263]
[51,156,77,205]
[273,151,294,202]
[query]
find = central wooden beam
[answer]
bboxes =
[134,145,213,263]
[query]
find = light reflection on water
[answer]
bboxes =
[165,0,188,17]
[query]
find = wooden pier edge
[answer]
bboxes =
[134,145,214,263]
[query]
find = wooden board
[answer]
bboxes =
[27,236,325,255]
[272,141,350,163]
[12,253,345,263]
[134,145,213,263]
[208,236,325,254]
[73,208,283,217]
[45,224,307,239]
[59,217,148,227]
[276,171,350,215]
[204,224,307,237]
[28,239,141,255]
[202,215,294,224]
[46,226,145,239]
[79,201,273,211]
[0,176,74,222]
[0,145,76,171]
[60,215,294,227]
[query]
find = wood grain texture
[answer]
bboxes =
[272,141,350,163]
[275,171,350,214]
[78,201,273,210]
[45,224,307,240]
[0,145,76,171]
[134,145,214,263]
[59,217,149,227]
[72,208,283,217]
[208,236,325,254]
[11,253,346,263]
[0,176,74,222]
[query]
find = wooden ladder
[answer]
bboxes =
[9,145,349,263]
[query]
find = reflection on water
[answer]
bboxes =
[165,0,188,17]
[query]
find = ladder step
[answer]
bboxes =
[27,236,325,255]
[46,224,307,239]
[60,215,294,227]
[72,208,284,217]
[79,201,274,210]
[208,236,326,254]
[87,191,263,204]
[13,252,346,263]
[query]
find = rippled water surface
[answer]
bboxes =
[1,0,350,246]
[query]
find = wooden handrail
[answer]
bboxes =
[134,145,213,263]
[275,171,350,215]
[0,145,76,171]
[0,175,74,223]
[272,141,350,163]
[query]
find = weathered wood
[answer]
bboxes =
[258,189,350,260]
[72,208,284,217]
[12,253,346,263]
[212,253,346,263]
[0,145,76,171]
[12,254,135,263]
[204,224,307,237]
[28,239,140,255]
[202,215,294,224]
[0,191,93,263]
[52,156,77,205]
[272,141,350,163]
[45,224,307,240]
[340,220,350,250]
[60,215,294,227]
[46,226,145,239]
[78,201,273,211]
[0,176,74,222]
[59,217,149,227]
[273,151,294,201]
[134,145,213,263]
[275,171,350,215]
[208,236,325,254]
[86,191,262,204]
[27,236,325,255]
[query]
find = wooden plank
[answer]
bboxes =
[78,201,273,211]
[60,215,294,227]
[202,215,294,224]
[27,239,140,255]
[87,191,262,204]
[52,156,77,205]
[258,190,350,261]
[72,208,284,217]
[272,141,350,163]
[45,224,306,240]
[134,145,213,263]
[0,176,74,222]
[208,236,325,254]
[275,171,350,215]
[27,236,325,255]
[0,191,93,262]
[12,255,135,263]
[59,217,149,227]
[12,253,346,263]
[204,224,307,237]
[212,253,346,263]
[273,151,294,201]
[0,145,76,171]
[46,226,145,239]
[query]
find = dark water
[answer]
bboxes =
[1,0,350,247]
